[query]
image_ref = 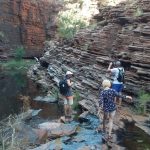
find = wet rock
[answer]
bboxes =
[33,129,48,144]
[38,122,62,130]
[16,123,47,145]
[32,109,42,117]
[48,123,78,138]
[34,96,57,103]
[29,139,64,150]
[77,146,91,150]
[132,115,150,136]
[78,111,89,122]
[38,122,78,138]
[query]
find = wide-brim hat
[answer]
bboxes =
[66,71,73,75]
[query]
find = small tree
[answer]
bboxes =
[72,90,81,110]
[14,46,25,61]
[138,91,150,115]
[58,11,86,39]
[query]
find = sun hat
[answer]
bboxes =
[66,71,73,75]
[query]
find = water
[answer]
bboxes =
[31,100,63,120]
[0,71,62,121]
[118,122,150,150]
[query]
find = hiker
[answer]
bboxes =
[59,71,74,122]
[107,61,124,107]
[99,79,132,140]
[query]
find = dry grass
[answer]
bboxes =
[0,108,32,150]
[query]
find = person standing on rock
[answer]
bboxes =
[99,79,132,140]
[107,61,125,108]
[59,71,74,122]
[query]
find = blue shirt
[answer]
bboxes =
[99,88,125,112]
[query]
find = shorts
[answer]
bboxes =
[112,83,123,93]
[63,96,73,105]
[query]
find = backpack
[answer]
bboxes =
[117,68,125,83]
[59,79,69,95]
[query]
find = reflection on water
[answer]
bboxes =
[31,100,63,120]
[0,70,63,121]
[119,122,150,150]
[0,71,40,120]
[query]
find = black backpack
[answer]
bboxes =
[117,68,125,83]
[59,79,69,95]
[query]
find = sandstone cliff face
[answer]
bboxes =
[0,0,61,58]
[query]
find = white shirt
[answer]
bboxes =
[111,67,124,84]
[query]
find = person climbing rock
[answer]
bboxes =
[59,71,74,122]
[107,61,125,107]
[99,79,132,141]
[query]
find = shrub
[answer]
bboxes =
[58,11,86,39]
[72,90,81,110]
[134,91,150,115]
[0,59,34,73]
[138,91,150,114]
[134,7,143,17]
[50,87,59,100]
[14,46,25,61]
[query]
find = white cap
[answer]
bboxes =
[66,71,73,75]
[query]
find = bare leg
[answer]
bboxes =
[108,110,116,137]
[67,98,73,120]
[118,92,122,106]
[68,105,72,117]
[64,104,69,116]
[114,97,117,103]
[103,112,108,132]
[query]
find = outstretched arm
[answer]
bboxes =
[114,90,132,102]
[107,62,113,72]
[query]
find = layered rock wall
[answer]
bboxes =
[73,0,150,94]
[29,0,150,114]
[0,0,61,58]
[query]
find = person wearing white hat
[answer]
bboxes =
[59,71,74,122]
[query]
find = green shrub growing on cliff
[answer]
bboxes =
[135,91,150,115]
[134,7,143,17]
[73,90,81,110]
[0,59,34,73]
[58,11,86,39]
[0,46,34,73]
[138,91,150,115]
[14,46,25,61]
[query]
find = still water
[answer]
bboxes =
[0,71,62,120]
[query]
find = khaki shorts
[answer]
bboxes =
[63,96,73,105]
